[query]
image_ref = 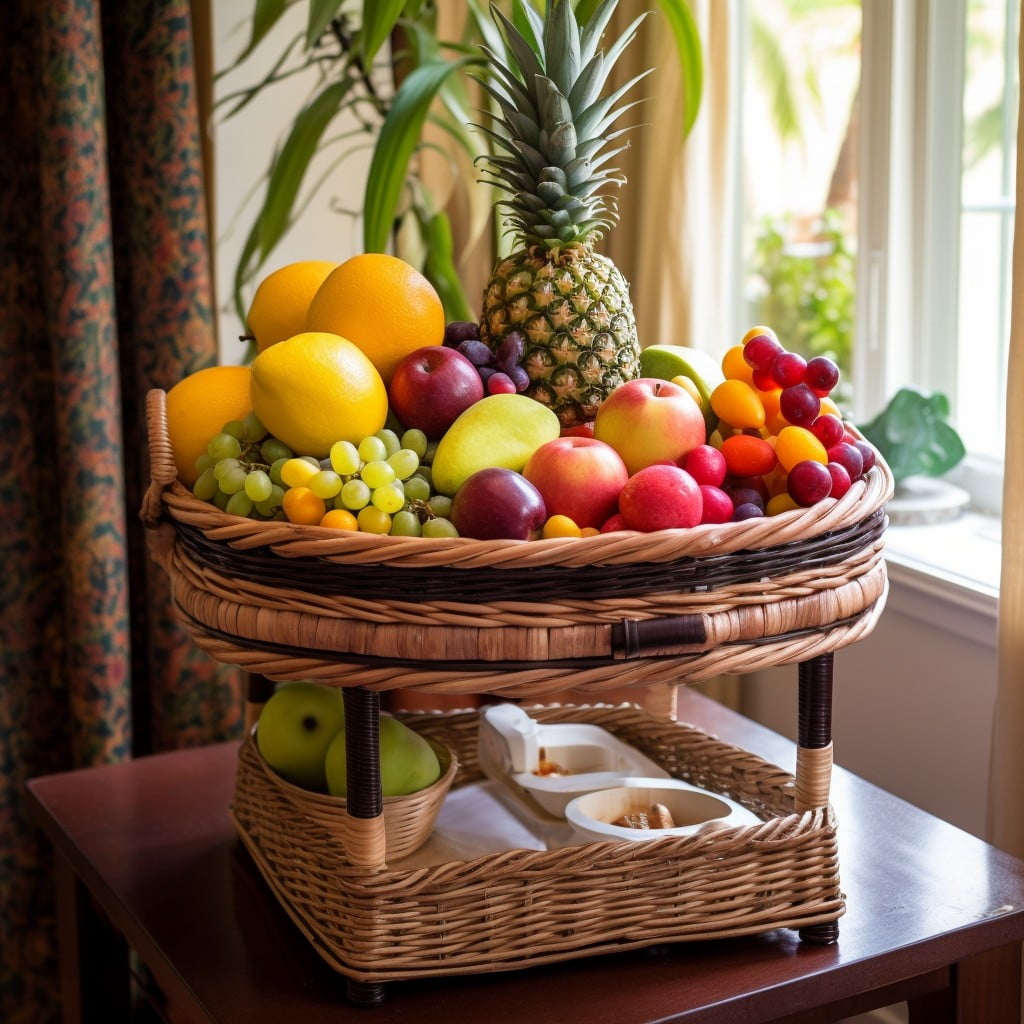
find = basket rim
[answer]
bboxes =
[145,387,895,571]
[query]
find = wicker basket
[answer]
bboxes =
[242,727,457,861]
[141,388,893,697]
[230,703,844,983]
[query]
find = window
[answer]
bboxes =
[736,0,1017,516]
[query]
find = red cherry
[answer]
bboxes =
[744,334,785,371]
[810,414,845,448]
[804,356,840,396]
[771,351,807,388]
[826,462,853,499]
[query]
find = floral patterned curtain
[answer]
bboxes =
[0,2,242,1020]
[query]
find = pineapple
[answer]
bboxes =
[475,0,648,427]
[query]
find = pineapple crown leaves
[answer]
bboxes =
[471,0,651,250]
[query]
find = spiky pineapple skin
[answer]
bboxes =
[481,245,640,427]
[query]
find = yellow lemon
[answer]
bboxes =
[250,331,387,457]
[165,364,252,485]
[305,253,445,384]
[244,260,338,353]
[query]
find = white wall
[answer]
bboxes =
[211,2,370,363]
[740,564,999,840]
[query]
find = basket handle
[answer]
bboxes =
[141,388,178,528]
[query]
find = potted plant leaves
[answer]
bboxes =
[858,387,968,524]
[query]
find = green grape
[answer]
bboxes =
[358,435,388,463]
[413,466,432,489]
[403,475,431,503]
[375,428,401,457]
[213,457,240,481]
[423,440,439,465]
[371,481,405,514]
[261,438,293,464]
[300,455,321,469]
[390,510,422,537]
[423,517,459,539]
[427,494,453,519]
[340,478,371,510]
[309,470,343,499]
[208,432,242,461]
[193,467,219,501]
[361,460,395,489]
[225,491,254,518]
[222,420,246,440]
[400,428,429,460]
[244,469,273,503]
[242,412,266,441]
[195,452,215,475]
[219,465,248,495]
[268,457,289,487]
[357,506,392,535]
[213,489,231,511]
[387,448,420,480]
[254,484,285,518]
[330,440,361,476]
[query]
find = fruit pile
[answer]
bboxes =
[163,0,881,544]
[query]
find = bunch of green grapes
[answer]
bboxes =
[315,427,458,538]
[192,413,291,519]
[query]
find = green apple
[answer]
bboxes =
[255,682,346,791]
[639,344,725,433]
[324,714,442,798]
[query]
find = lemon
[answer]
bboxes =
[250,332,388,457]
[165,364,252,485]
[244,260,338,353]
[305,253,445,383]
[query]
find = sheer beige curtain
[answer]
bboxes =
[987,3,1024,859]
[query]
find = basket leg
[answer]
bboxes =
[796,652,840,946]
[341,686,388,1006]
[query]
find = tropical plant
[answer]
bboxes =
[217,0,703,327]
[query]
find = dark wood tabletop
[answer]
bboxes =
[26,688,1024,1024]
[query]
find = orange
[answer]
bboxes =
[320,508,358,531]
[281,487,326,525]
[305,253,445,383]
[245,260,338,352]
[250,332,388,457]
[165,364,252,485]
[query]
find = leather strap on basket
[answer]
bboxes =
[141,389,178,527]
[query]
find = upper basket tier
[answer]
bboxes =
[141,388,894,697]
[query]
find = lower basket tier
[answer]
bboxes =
[230,704,844,983]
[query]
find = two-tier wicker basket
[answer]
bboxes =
[141,387,893,1003]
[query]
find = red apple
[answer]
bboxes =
[450,468,547,540]
[593,378,706,475]
[388,345,485,439]
[522,436,628,530]
[618,464,702,532]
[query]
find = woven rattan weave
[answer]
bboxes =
[142,388,893,696]
[231,703,844,983]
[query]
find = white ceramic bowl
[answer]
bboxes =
[564,778,759,844]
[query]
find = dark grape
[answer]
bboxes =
[779,383,821,426]
[728,486,765,511]
[853,440,877,473]
[826,441,864,481]
[732,502,765,521]
[752,367,777,391]
[495,330,526,368]
[787,460,833,506]
[507,365,530,392]
[826,462,853,499]
[444,321,480,347]
[743,333,784,371]
[804,356,840,396]
[810,413,845,449]
[457,339,495,368]
[771,351,807,388]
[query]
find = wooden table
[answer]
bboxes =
[26,688,1024,1024]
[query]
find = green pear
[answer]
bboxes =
[256,683,346,791]
[324,714,442,798]
[430,393,560,496]
[639,345,725,433]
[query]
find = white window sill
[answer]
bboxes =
[883,509,1000,622]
